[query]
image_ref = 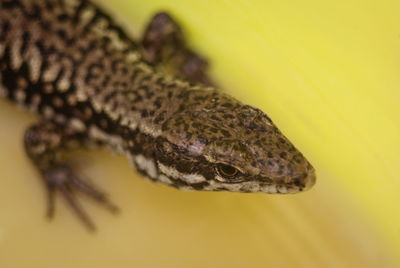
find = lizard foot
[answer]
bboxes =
[41,163,119,231]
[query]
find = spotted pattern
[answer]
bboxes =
[0,0,315,194]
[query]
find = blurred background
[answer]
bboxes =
[1,0,399,267]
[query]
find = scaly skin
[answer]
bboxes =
[0,0,316,229]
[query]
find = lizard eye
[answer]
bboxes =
[215,163,239,179]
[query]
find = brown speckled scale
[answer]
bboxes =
[0,0,316,229]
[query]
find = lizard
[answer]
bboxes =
[0,0,316,230]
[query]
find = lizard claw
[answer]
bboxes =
[41,164,119,231]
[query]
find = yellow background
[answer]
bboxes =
[1,0,399,267]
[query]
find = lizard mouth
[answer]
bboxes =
[241,170,316,194]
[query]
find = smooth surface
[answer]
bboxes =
[1,0,399,267]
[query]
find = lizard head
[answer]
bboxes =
[156,88,316,193]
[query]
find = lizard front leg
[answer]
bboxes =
[141,12,215,86]
[24,121,118,231]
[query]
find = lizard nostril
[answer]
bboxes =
[304,171,316,190]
